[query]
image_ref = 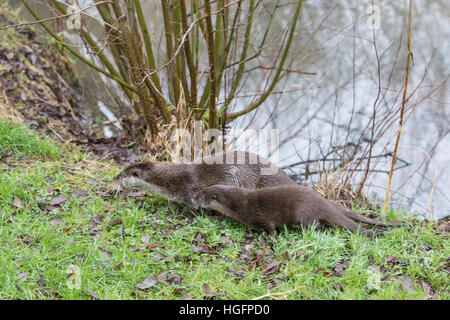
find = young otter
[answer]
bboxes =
[113,151,296,206]
[192,185,403,237]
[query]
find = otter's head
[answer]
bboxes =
[112,162,154,189]
[192,185,231,209]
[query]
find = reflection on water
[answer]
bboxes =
[11,0,449,218]
[97,100,122,138]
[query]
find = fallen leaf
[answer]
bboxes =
[91,214,105,225]
[158,272,168,282]
[334,264,346,276]
[145,242,161,249]
[386,255,408,266]
[167,274,183,285]
[400,276,415,292]
[202,283,211,295]
[333,283,343,291]
[73,189,88,197]
[113,261,124,270]
[49,196,66,206]
[153,252,165,261]
[117,224,124,236]
[141,234,150,245]
[128,191,146,198]
[16,272,27,283]
[172,288,182,295]
[261,261,281,275]
[84,288,100,299]
[50,216,63,225]
[272,279,282,287]
[18,234,33,245]
[248,253,265,271]
[420,280,434,299]
[219,236,232,244]
[193,231,207,244]
[228,268,245,278]
[136,276,157,290]
[13,197,23,208]
[37,274,45,288]
[192,245,214,254]
[420,242,432,251]
[243,230,255,241]
[108,219,122,227]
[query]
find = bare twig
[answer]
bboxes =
[383,0,413,212]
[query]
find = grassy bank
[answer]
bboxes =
[0,120,448,300]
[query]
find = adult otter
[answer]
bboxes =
[192,185,403,237]
[113,151,296,206]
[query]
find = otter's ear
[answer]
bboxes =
[211,194,218,200]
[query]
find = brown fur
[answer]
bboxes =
[192,185,403,237]
[113,151,296,206]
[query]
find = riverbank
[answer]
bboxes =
[0,120,448,299]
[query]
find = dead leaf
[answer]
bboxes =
[228,268,245,278]
[16,272,27,283]
[37,274,45,288]
[153,252,165,261]
[172,288,182,295]
[117,224,124,236]
[400,276,415,292]
[334,264,346,276]
[248,252,265,271]
[108,219,122,227]
[113,261,124,270]
[50,216,62,226]
[158,272,168,282]
[136,276,158,290]
[73,189,88,197]
[44,177,55,184]
[261,261,281,275]
[333,283,343,291]
[202,283,211,295]
[141,234,150,245]
[49,196,66,206]
[193,231,208,244]
[219,236,232,244]
[84,288,100,299]
[91,214,105,225]
[128,191,146,198]
[420,280,434,299]
[12,197,22,208]
[192,245,214,254]
[167,274,183,285]
[386,255,408,266]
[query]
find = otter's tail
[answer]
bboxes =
[340,207,404,227]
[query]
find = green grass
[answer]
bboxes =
[0,120,60,159]
[0,121,448,300]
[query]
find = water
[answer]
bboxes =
[10,0,449,218]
